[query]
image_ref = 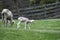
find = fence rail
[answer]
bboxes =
[0,2,60,19]
[13,2,60,19]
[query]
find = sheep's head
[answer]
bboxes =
[12,20,15,24]
[30,19,34,23]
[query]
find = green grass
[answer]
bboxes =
[0,19,60,40]
[0,29,60,40]
[0,19,60,30]
[31,19,60,30]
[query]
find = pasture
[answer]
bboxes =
[0,19,60,40]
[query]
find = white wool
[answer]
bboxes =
[17,17,34,29]
[1,9,14,27]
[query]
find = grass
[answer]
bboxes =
[31,19,60,30]
[0,29,60,40]
[0,19,60,40]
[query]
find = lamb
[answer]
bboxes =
[17,17,34,29]
[1,9,15,27]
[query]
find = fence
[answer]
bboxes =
[13,2,60,19]
[0,2,60,19]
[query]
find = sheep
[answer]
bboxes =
[1,9,15,27]
[17,17,34,29]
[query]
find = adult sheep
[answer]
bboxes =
[1,9,15,27]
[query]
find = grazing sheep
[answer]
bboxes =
[17,17,34,29]
[1,9,14,27]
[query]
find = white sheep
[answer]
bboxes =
[17,17,34,29]
[1,9,15,27]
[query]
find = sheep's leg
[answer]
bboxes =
[10,19,13,27]
[10,17,13,27]
[4,13,7,27]
[2,18,4,27]
[2,14,4,23]
[10,16,14,27]
[2,14,5,27]
[2,20,5,27]
[6,20,8,27]
[4,18,7,27]
[27,23,30,30]
[24,22,27,29]
[17,21,21,29]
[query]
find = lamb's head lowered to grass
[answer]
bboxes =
[1,9,14,27]
[17,17,35,29]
